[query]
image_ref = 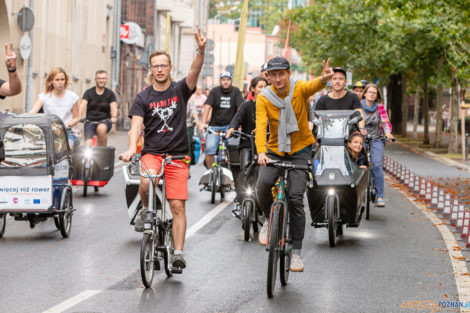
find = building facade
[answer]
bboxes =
[0,0,114,113]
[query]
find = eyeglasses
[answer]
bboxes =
[151,64,169,70]
[366,90,377,95]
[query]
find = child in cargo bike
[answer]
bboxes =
[346,132,368,170]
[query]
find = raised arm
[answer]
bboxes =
[0,43,21,97]
[186,29,206,91]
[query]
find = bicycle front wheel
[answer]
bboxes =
[164,227,174,277]
[140,233,155,288]
[267,203,282,298]
[210,168,217,204]
[242,200,253,241]
[280,218,291,286]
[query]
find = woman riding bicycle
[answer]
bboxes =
[361,83,393,207]
[227,76,268,204]
[29,67,80,149]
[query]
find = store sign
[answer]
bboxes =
[120,22,142,45]
[0,175,52,211]
[120,24,129,39]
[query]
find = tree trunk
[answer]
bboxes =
[448,69,459,154]
[388,74,403,134]
[423,78,430,144]
[401,76,408,137]
[413,85,421,140]
[434,83,444,147]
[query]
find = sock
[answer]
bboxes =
[293,249,301,257]
[174,250,183,255]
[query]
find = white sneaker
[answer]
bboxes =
[290,254,304,272]
[258,220,269,246]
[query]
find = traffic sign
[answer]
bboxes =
[120,22,143,45]
[120,24,129,39]
[17,7,35,32]
[19,33,31,60]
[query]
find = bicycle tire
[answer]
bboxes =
[327,196,337,247]
[58,191,73,238]
[0,213,5,238]
[210,168,217,204]
[243,200,252,241]
[366,183,371,220]
[83,167,89,197]
[267,203,282,298]
[279,215,291,286]
[140,233,155,288]
[164,226,174,277]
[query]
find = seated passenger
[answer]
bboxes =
[347,132,368,170]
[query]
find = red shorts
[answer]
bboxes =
[141,154,189,200]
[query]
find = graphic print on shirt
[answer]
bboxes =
[150,96,178,133]
[220,96,231,109]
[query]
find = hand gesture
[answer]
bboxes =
[320,58,333,85]
[194,28,206,53]
[5,43,17,71]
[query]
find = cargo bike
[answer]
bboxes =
[307,110,369,247]
[0,114,74,238]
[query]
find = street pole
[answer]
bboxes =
[111,0,121,92]
[25,0,34,112]
[153,0,158,52]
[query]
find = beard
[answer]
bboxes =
[154,74,170,84]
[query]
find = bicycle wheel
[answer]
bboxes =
[242,200,252,241]
[53,216,60,230]
[267,203,282,298]
[366,183,371,220]
[83,167,89,197]
[163,226,174,277]
[210,168,217,204]
[279,215,291,286]
[140,233,155,288]
[58,191,73,238]
[0,213,5,238]
[327,196,337,247]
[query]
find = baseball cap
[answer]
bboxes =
[333,67,347,77]
[266,57,290,72]
[220,71,232,79]
[261,62,268,72]
[352,81,365,89]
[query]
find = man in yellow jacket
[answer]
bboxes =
[255,56,333,272]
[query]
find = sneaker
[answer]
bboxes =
[290,254,304,272]
[258,220,269,246]
[376,198,385,207]
[172,254,186,269]
[134,215,144,232]
[232,203,241,219]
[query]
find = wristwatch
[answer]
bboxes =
[8,68,16,73]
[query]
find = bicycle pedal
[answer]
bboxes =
[172,268,183,274]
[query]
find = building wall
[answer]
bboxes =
[1,0,114,113]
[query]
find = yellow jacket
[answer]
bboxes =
[255,77,325,156]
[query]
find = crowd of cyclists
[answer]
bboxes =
[0,29,393,275]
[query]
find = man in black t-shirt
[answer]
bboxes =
[315,67,366,130]
[198,71,243,168]
[120,29,206,270]
[0,43,22,100]
[79,70,118,146]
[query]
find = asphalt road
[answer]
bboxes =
[0,144,465,313]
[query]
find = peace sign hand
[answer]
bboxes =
[320,58,333,85]
[4,43,17,71]
[194,28,206,54]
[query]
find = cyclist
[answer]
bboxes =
[361,83,393,207]
[79,70,118,146]
[119,29,206,269]
[198,71,243,169]
[226,76,268,208]
[315,67,366,132]
[29,67,80,148]
[256,56,333,272]
[351,81,366,100]
[0,43,22,100]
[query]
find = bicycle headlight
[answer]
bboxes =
[246,187,253,195]
[84,148,92,158]
[328,188,335,196]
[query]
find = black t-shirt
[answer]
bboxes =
[129,78,194,155]
[83,87,117,121]
[315,91,361,111]
[0,79,5,100]
[206,86,243,126]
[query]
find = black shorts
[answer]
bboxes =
[84,120,112,140]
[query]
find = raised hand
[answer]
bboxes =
[320,58,333,84]
[194,28,207,53]
[4,43,17,71]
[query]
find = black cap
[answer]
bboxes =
[261,62,268,72]
[333,67,347,77]
[266,57,290,72]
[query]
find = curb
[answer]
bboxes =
[394,140,470,174]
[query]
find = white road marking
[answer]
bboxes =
[42,290,101,313]
[42,200,231,313]
[392,179,470,312]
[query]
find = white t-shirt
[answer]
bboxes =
[38,90,79,125]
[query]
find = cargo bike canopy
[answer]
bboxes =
[0,114,71,175]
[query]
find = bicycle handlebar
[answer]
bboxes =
[79,118,110,125]
[231,130,254,139]
[267,159,312,171]
[364,135,396,143]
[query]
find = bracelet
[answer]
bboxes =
[8,68,16,73]
[196,48,204,55]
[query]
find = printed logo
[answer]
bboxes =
[13,197,18,204]
[33,199,40,204]
[150,96,179,133]
[220,96,231,109]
